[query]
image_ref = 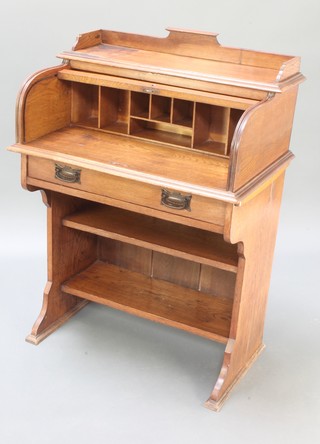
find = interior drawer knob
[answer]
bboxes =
[161,189,192,211]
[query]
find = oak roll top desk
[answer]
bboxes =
[8,29,304,411]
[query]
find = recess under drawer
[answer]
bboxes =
[27,156,227,229]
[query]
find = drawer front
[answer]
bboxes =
[27,157,226,228]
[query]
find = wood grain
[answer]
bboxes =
[62,60,272,100]
[71,82,98,127]
[24,176,225,233]
[9,28,303,411]
[152,253,201,290]
[62,261,233,343]
[26,192,97,344]
[24,74,71,142]
[26,156,227,228]
[199,266,237,299]
[16,126,230,191]
[58,28,304,95]
[58,69,257,110]
[229,87,299,191]
[74,28,296,72]
[207,174,286,409]
[99,238,152,275]
[15,64,68,143]
[63,204,238,271]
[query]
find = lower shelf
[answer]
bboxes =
[62,261,232,343]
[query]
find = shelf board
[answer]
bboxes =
[151,113,171,123]
[131,111,149,119]
[172,117,193,128]
[131,127,192,148]
[130,116,192,136]
[63,205,238,272]
[62,261,232,343]
[73,117,98,128]
[194,140,227,156]
[100,121,128,134]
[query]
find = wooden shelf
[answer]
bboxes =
[150,95,171,122]
[130,116,192,135]
[74,117,98,128]
[172,99,194,128]
[62,261,233,342]
[131,110,149,119]
[195,141,227,156]
[173,117,193,128]
[148,113,171,123]
[130,91,150,119]
[131,127,192,148]
[63,205,238,272]
[69,80,244,156]
[100,121,128,134]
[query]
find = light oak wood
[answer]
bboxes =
[26,300,89,345]
[62,261,233,343]
[99,239,152,275]
[71,82,99,127]
[25,156,228,228]
[73,27,298,77]
[229,87,299,191]
[99,87,129,131]
[14,126,230,190]
[59,28,304,96]
[62,205,238,271]
[206,174,286,410]
[15,64,69,143]
[199,266,236,299]
[152,253,201,290]
[8,28,304,411]
[26,192,97,345]
[61,59,274,101]
[58,69,258,110]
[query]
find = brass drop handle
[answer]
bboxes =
[161,189,192,211]
[55,163,81,183]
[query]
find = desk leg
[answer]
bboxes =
[26,190,97,345]
[205,174,285,411]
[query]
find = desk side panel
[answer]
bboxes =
[229,86,298,191]
[16,65,71,144]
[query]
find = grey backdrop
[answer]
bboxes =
[1,1,319,443]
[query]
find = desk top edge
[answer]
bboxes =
[56,28,304,93]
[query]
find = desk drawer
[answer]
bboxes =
[27,157,227,228]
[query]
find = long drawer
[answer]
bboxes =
[27,156,227,230]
